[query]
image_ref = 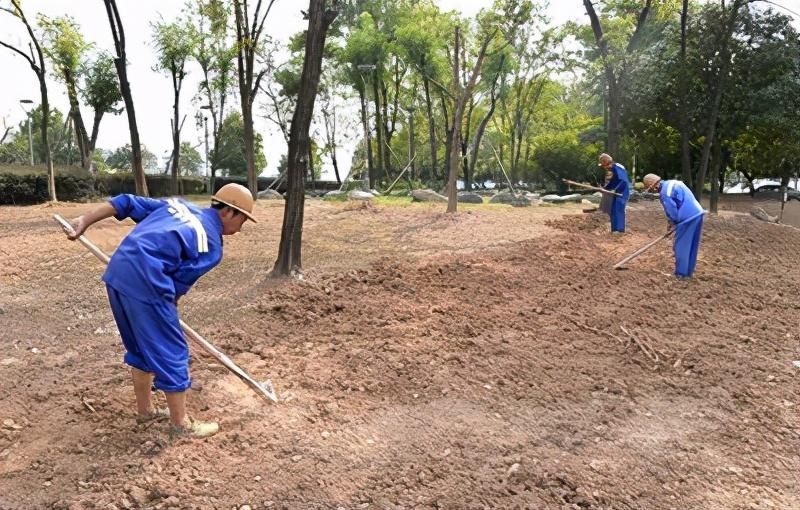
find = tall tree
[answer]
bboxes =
[40,15,93,170]
[103,0,148,195]
[693,0,748,202]
[583,0,653,156]
[153,18,197,194]
[273,0,338,276]
[193,0,236,193]
[0,0,56,201]
[446,24,496,213]
[233,0,276,197]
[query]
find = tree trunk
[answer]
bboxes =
[272,0,337,276]
[469,73,500,185]
[105,0,148,196]
[171,78,181,195]
[233,0,270,198]
[408,106,416,180]
[446,26,494,213]
[678,0,692,187]
[242,99,257,195]
[423,77,437,180]
[89,109,103,153]
[694,1,741,199]
[709,136,723,213]
[40,76,56,201]
[778,175,790,223]
[358,88,374,188]
[65,71,91,170]
[372,71,384,186]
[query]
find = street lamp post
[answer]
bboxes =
[19,99,34,166]
[199,105,212,193]
[357,65,376,190]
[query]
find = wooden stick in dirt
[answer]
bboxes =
[53,214,278,404]
[487,140,517,194]
[613,229,674,270]
[383,154,417,196]
[562,179,622,197]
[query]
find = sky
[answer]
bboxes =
[0,0,797,179]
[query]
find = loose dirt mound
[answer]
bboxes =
[1,201,798,509]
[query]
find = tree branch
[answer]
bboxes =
[0,40,37,70]
[626,0,653,53]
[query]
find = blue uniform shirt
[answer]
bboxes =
[102,195,224,303]
[604,163,631,200]
[659,180,704,225]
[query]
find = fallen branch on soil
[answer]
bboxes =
[620,325,662,363]
[53,214,278,404]
[562,315,625,344]
[81,396,96,414]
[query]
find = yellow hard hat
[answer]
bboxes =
[213,183,257,222]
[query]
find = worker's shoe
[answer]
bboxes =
[136,407,170,424]
[169,417,219,439]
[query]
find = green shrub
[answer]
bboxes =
[0,165,207,204]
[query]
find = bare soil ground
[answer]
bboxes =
[1,197,798,510]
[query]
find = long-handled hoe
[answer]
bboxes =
[613,229,675,270]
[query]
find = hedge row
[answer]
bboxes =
[0,172,206,205]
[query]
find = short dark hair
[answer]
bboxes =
[211,201,242,216]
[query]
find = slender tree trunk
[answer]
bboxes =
[372,71,384,186]
[104,0,148,195]
[678,0,692,187]
[40,78,56,201]
[65,72,90,170]
[694,1,741,199]
[170,73,181,195]
[710,136,723,213]
[89,110,103,153]
[423,77,437,180]
[469,73,500,184]
[408,106,416,180]
[358,88,374,187]
[233,0,271,198]
[273,0,337,276]
[442,94,451,189]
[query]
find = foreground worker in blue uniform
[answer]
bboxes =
[599,153,631,233]
[643,173,705,278]
[64,184,257,438]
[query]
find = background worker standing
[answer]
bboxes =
[643,173,705,278]
[61,184,257,438]
[599,153,631,233]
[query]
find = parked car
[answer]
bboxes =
[753,184,800,201]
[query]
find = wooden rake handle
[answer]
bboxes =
[53,214,278,404]
[613,229,675,269]
[562,179,622,197]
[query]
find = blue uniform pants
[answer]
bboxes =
[673,215,704,277]
[106,285,191,392]
[610,197,626,232]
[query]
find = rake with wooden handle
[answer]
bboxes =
[53,214,278,404]
[562,179,623,197]
[613,229,675,270]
